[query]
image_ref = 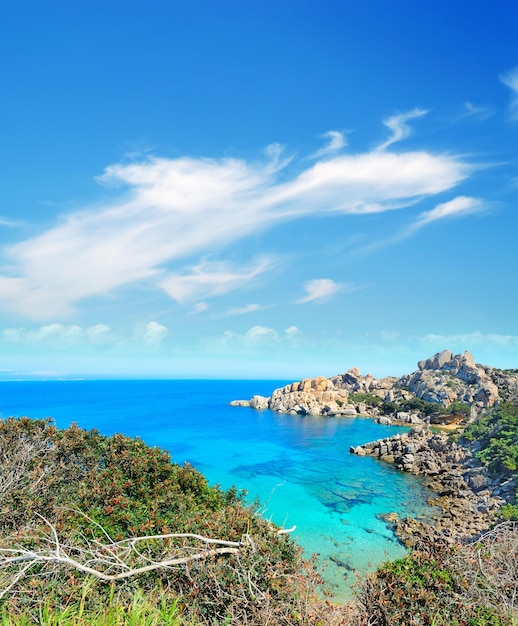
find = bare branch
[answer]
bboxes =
[1,546,241,582]
[112,532,243,549]
[0,516,254,595]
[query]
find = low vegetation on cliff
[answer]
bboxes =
[463,402,518,521]
[0,417,340,625]
[355,521,518,626]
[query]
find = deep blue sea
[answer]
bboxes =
[0,379,434,600]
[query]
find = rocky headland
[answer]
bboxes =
[231,350,518,546]
[231,349,518,425]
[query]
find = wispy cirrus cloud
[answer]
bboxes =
[463,101,494,121]
[420,331,518,349]
[0,216,24,228]
[0,118,474,320]
[297,278,343,304]
[311,130,347,159]
[190,302,208,315]
[408,196,485,232]
[221,325,301,348]
[223,303,271,317]
[377,108,428,151]
[160,258,273,304]
[500,65,518,119]
[359,196,485,255]
[2,323,112,344]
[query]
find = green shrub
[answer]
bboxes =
[0,417,332,625]
[355,536,512,625]
[463,403,518,477]
[400,397,441,416]
[448,401,471,417]
[498,504,518,521]
[348,392,382,406]
[380,401,400,415]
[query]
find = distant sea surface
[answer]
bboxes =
[0,379,434,600]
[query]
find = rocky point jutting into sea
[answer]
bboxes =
[231,349,518,545]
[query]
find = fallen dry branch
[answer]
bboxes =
[0,513,296,598]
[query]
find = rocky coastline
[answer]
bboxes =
[231,349,518,426]
[231,350,518,547]
[350,426,513,546]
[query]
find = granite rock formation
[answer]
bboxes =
[350,426,508,545]
[230,350,518,423]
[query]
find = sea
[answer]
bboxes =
[0,379,435,601]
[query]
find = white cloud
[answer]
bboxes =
[285,325,301,340]
[85,324,112,341]
[410,196,484,231]
[311,130,347,158]
[160,257,273,304]
[2,323,112,344]
[223,303,270,316]
[219,324,302,344]
[463,101,494,121]
[142,321,168,345]
[0,123,473,320]
[1,321,170,348]
[361,196,485,255]
[214,325,302,353]
[298,279,343,304]
[190,302,208,315]
[222,325,280,346]
[0,216,23,227]
[420,332,518,349]
[244,325,279,343]
[500,66,518,119]
[377,108,428,151]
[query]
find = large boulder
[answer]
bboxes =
[418,349,454,371]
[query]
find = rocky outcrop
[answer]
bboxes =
[351,426,506,543]
[398,349,500,408]
[231,350,518,421]
[231,377,356,416]
[268,377,353,416]
[329,367,398,397]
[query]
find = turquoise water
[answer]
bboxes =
[0,380,433,600]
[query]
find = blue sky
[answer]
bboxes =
[1,0,517,380]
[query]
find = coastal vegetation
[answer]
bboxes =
[355,522,517,625]
[0,417,337,625]
[349,392,471,421]
[463,402,518,475]
[462,402,518,521]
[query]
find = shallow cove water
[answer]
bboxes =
[0,379,434,600]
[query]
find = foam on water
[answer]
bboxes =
[0,380,434,600]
